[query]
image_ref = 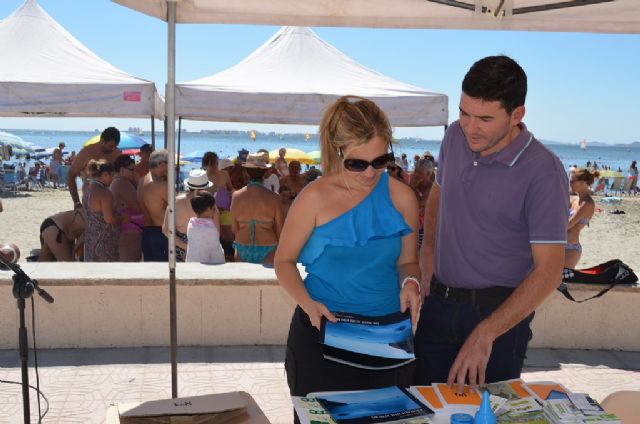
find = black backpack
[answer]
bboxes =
[559,259,638,303]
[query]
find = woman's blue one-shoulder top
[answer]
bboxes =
[298,172,411,316]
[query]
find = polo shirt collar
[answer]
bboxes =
[476,123,534,167]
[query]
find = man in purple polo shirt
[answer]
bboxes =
[415,56,569,393]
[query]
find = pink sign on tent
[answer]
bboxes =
[123,91,141,102]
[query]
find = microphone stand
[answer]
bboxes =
[0,256,54,424]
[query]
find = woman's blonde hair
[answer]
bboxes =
[319,96,392,174]
[86,159,114,178]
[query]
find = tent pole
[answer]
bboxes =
[151,116,156,150]
[177,117,182,192]
[166,0,178,399]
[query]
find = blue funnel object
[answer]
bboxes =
[474,390,496,424]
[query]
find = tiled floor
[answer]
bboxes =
[0,346,638,423]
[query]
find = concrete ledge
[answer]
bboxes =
[1,263,638,350]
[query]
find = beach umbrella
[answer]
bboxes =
[181,150,209,164]
[0,130,34,155]
[268,148,315,165]
[83,132,148,150]
[121,148,141,156]
[307,150,321,164]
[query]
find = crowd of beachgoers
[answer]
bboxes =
[0,130,638,274]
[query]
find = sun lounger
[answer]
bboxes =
[0,170,28,193]
[605,177,624,196]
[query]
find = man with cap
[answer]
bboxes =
[231,151,284,264]
[163,169,212,262]
[67,127,121,209]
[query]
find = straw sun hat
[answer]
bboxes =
[218,158,233,170]
[242,152,269,169]
[184,169,213,190]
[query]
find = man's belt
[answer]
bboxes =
[429,277,515,309]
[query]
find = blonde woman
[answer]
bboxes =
[565,168,598,269]
[274,96,420,402]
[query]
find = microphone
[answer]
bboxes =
[0,243,20,270]
[0,246,55,304]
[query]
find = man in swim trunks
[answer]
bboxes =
[138,150,169,261]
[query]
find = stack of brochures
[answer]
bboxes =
[543,395,621,423]
[320,311,415,370]
[294,386,433,424]
[293,379,621,424]
[410,379,542,420]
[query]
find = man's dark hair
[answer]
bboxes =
[202,151,218,168]
[113,154,134,172]
[190,191,216,215]
[140,143,153,154]
[246,167,266,181]
[101,127,121,145]
[462,55,527,114]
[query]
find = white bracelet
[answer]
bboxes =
[401,276,421,295]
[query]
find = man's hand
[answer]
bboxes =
[447,323,495,393]
[301,299,336,330]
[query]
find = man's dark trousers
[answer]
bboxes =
[413,290,534,385]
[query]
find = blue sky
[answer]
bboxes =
[1,0,639,144]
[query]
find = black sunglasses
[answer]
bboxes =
[343,152,395,172]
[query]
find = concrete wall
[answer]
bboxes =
[1,263,638,350]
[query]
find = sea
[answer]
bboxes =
[4,129,639,175]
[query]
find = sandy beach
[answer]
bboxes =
[1,188,639,273]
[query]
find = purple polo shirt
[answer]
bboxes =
[434,121,568,289]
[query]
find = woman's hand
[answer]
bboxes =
[301,299,336,330]
[400,283,421,329]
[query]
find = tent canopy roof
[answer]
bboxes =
[112,0,640,34]
[0,0,162,118]
[176,27,448,126]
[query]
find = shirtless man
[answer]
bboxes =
[231,152,284,264]
[137,150,169,261]
[111,155,143,262]
[134,143,153,181]
[279,160,305,197]
[162,169,212,262]
[67,127,121,210]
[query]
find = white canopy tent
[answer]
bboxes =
[111,0,640,397]
[176,26,448,127]
[0,0,163,119]
[113,0,640,34]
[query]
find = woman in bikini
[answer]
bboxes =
[110,155,143,261]
[231,152,284,264]
[38,209,85,261]
[565,168,599,269]
[83,159,129,262]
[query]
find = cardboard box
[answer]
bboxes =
[106,391,271,424]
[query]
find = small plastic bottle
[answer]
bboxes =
[474,390,497,424]
[450,413,474,424]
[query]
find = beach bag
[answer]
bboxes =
[558,259,637,303]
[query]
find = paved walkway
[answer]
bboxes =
[1,347,639,423]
